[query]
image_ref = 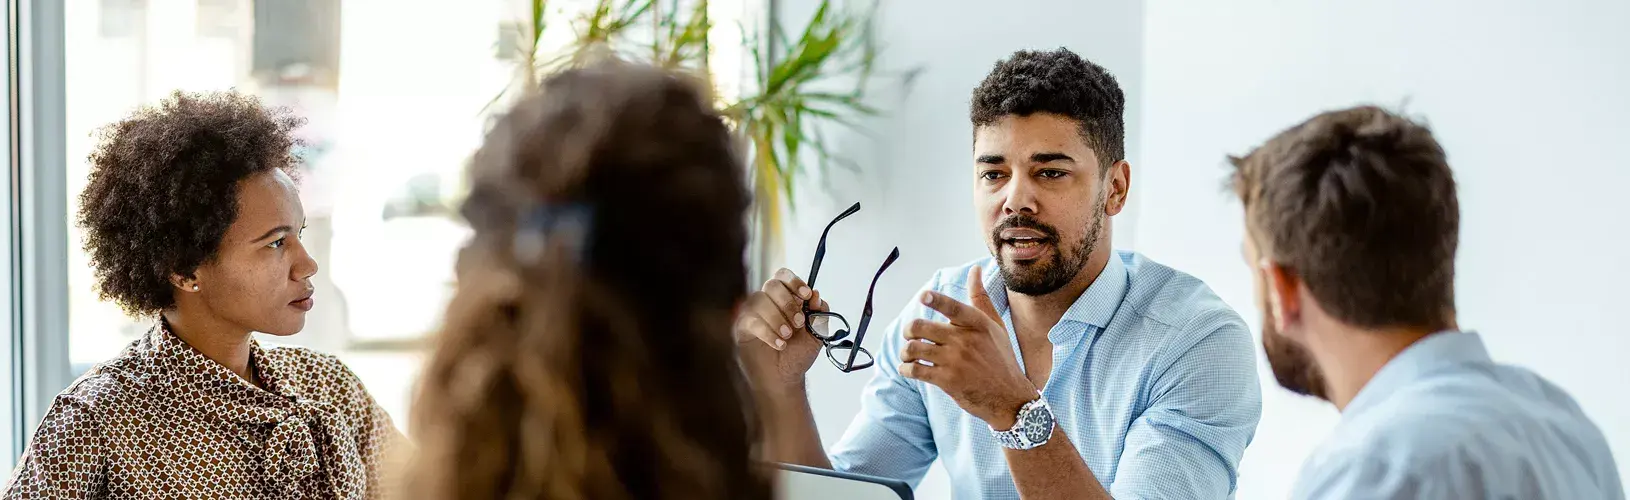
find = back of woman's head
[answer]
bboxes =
[406,63,765,500]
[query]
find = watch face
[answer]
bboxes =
[1022,405,1054,443]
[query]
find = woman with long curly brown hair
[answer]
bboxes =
[404,62,774,500]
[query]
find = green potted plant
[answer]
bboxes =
[495,0,891,282]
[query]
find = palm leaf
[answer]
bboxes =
[486,0,904,282]
[735,0,888,217]
[646,0,712,70]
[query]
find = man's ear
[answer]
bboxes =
[1260,259,1302,332]
[1105,159,1131,216]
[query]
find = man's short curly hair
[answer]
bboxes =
[970,47,1126,171]
[78,90,305,316]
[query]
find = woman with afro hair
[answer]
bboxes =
[3,91,402,499]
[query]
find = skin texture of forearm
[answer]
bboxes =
[760,384,833,469]
[1003,427,1112,500]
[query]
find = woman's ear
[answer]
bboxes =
[170,273,199,293]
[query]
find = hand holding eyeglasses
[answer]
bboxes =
[735,202,899,393]
[735,267,830,390]
[901,265,1039,430]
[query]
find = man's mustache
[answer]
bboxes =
[991,214,1060,243]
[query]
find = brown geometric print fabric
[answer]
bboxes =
[2,322,404,499]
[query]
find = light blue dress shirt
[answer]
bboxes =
[829,251,1262,499]
[1293,331,1625,499]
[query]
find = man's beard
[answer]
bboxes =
[992,193,1105,296]
[1260,305,1329,400]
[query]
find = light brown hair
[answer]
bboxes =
[404,62,768,500]
[1231,105,1459,330]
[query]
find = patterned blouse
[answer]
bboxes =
[2,323,404,499]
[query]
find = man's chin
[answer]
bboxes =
[1262,331,1328,400]
[999,258,1038,273]
[998,269,1064,296]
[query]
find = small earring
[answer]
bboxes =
[191,284,199,292]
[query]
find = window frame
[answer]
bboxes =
[7,0,71,467]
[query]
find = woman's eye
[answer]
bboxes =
[269,238,286,249]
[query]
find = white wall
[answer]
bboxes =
[1138,0,1630,498]
[774,0,1143,497]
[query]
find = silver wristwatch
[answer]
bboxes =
[990,395,1055,450]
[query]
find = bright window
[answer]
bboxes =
[61,0,752,427]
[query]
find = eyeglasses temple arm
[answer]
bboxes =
[806,202,861,289]
[846,247,900,366]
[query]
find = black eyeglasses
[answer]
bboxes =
[804,202,900,373]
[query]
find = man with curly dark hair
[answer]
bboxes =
[739,48,1261,498]
[4,91,403,499]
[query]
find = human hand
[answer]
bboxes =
[735,268,829,393]
[900,266,1038,429]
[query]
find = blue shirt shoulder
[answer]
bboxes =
[1294,332,1625,500]
[1107,251,1254,375]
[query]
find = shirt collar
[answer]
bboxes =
[1344,330,1489,416]
[143,321,362,492]
[146,321,304,418]
[985,253,1130,345]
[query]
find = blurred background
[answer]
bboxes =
[4,0,1628,498]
